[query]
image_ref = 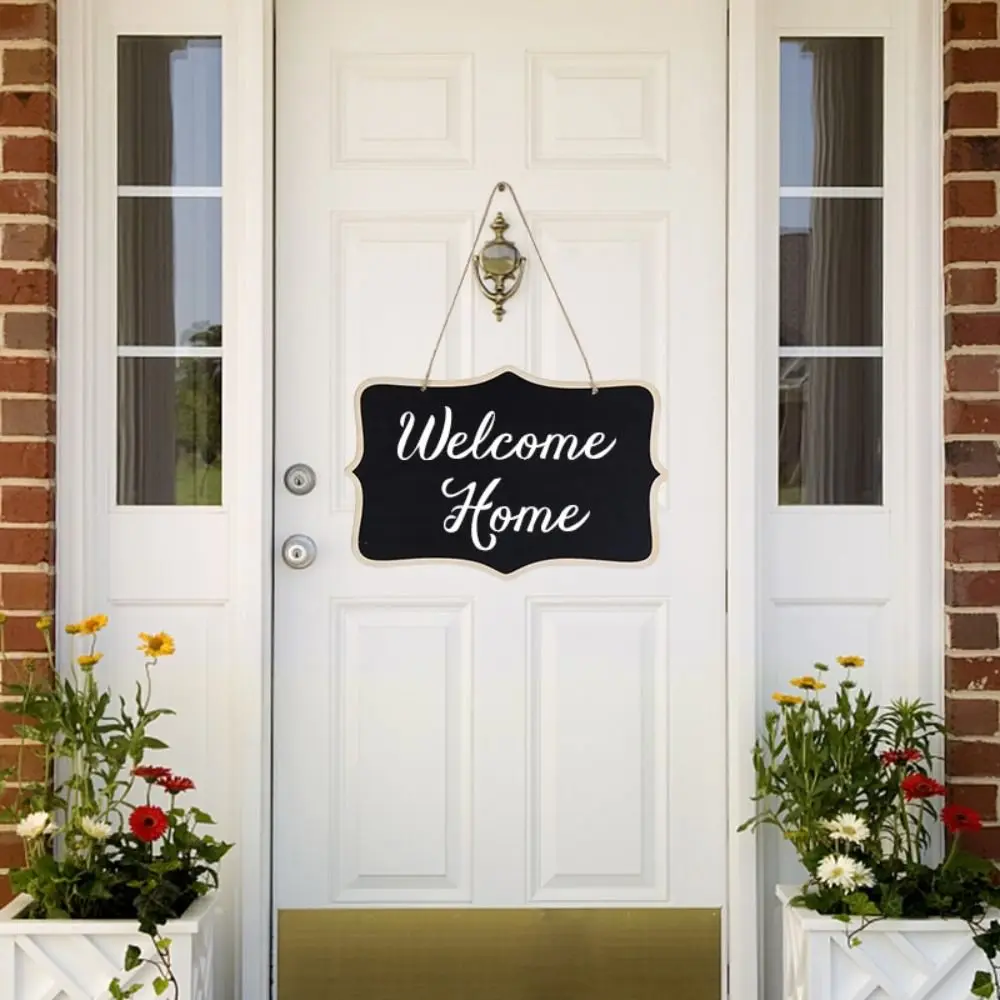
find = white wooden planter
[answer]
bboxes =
[779,885,993,1000]
[0,890,217,1000]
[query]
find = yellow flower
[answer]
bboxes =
[35,616,51,632]
[772,692,804,706]
[77,653,102,671]
[790,676,826,691]
[138,632,175,659]
[837,655,865,669]
[69,614,108,636]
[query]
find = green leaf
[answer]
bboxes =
[846,893,881,917]
[123,944,142,971]
[972,971,995,998]
[153,977,170,995]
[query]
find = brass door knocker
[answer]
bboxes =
[474,212,525,321]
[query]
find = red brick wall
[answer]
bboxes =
[945,0,1000,848]
[0,0,55,905]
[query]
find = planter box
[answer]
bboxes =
[778,885,993,1000]
[0,890,216,1000]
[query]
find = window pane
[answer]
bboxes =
[780,198,882,347]
[118,37,222,187]
[779,357,882,505]
[780,38,883,188]
[118,358,222,506]
[118,197,222,346]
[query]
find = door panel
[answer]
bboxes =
[274,0,728,911]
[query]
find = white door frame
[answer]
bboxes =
[54,2,942,999]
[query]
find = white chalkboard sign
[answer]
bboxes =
[349,368,664,575]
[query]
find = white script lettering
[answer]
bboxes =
[397,407,617,463]
[441,477,591,552]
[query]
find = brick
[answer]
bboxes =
[958,826,1000,858]
[0,179,52,218]
[948,697,1000,735]
[0,268,53,307]
[948,526,1000,562]
[948,782,999,821]
[948,353,1000,390]
[946,398,1000,434]
[948,655,1000,688]
[948,738,1000,776]
[2,487,52,523]
[947,226,1000,263]
[946,179,998,218]
[0,527,51,564]
[2,400,52,438]
[0,834,24,870]
[1,571,51,610]
[0,875,11,908]
[948,312,1000,346]
[1,656,50,692]
[947,3,1000,42]
[0,5,52,42]
[0,90,51,129]
[947,135,1000,173]
[5,312,52,350]
[951,612,1000,649]
[0,707,31,739]
[946,46,1000,85]
[3,47,53,87]
[4,135,54,174]
[949,484,1000,520]
[947,439,1000,477]
[3,224,52,262]
[0,441,53,478]
[947,267,998,306]
[0,742,43,780]
[948,569,1000,606]
[0,356,50,394]
[947,90,999,130]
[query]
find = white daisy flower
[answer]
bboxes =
[16,811,56,840]
[851,861,876,889]
[823,813,871,845]
[817,854,871,891]
[79,815,112,840]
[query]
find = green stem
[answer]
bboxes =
[941,829,962,872]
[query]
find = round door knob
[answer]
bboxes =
[281,534,317,569]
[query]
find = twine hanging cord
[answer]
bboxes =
[420,181,598,394]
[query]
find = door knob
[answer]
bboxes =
[281,534,317,569]
[284,463,316,495]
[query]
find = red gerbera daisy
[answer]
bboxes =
[901,773,947,801]
[942,803,983,833]
[880,748,922,766]
[157,774,195,795]
[133,765,172,782]
[129,805,169,843]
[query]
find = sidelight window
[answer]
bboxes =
[777,38,884,505]
[116,37,223,506]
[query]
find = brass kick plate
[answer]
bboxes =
[277,907,722,1000]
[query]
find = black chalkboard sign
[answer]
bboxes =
[349,368,663,575]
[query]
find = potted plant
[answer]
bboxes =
[0,614,233,999]
[740,656,1000,1000]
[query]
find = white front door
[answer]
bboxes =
[273,0,728,913]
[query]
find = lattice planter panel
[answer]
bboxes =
[779,886,994,1000]
[0,891,216,1000]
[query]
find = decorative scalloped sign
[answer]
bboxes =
[349,368,664,575]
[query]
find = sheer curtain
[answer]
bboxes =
[800,39,883,505]
[117,39,178,505]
